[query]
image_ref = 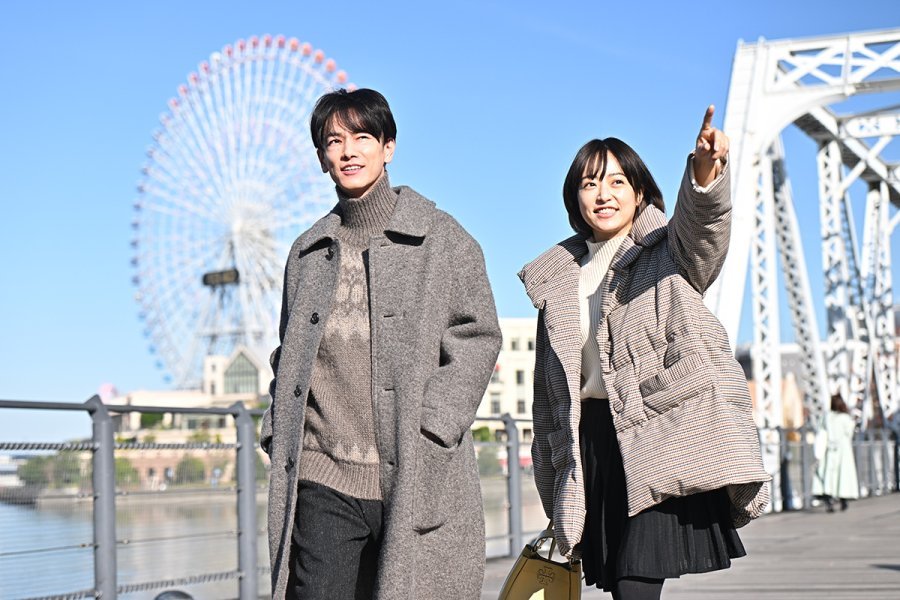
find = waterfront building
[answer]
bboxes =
[474,317,538,445]
[104,345,272,489]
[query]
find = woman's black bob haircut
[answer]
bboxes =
[309,88,397,151]
[562,137,665,237]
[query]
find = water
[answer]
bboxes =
[0,477,546,599]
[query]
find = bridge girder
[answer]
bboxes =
[714,28,900,430]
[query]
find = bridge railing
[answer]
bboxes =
[0,396,268,600]
[0,400,535,599]
[2,398,897,599]
[759,425,899,512]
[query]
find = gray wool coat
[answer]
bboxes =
[519,157,770,558]
[260,184,502,600]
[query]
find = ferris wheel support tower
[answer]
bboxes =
[710,28,900,431]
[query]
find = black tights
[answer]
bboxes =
[611,576,664,600]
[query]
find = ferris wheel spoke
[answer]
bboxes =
[240,238,285,290]
[199,68,236,216]
[250,45,287,182]
[192,72,241,206]
[233,52,251,191]
[136,233,226,265]
[155,107,232,208]
[141,245,228,302]
[151,140,230,218]
[232,252,265,337]
[150,142,221,205]
[141,187,227,224]
[219,54,243,206]
[148,148,219,203]
[171,92,234,203]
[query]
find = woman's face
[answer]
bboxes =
[577,152,641,242]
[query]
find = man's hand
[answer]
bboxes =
[693,105,729,187]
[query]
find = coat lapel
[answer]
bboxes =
[592,207,668,354]
[519,235,587,406]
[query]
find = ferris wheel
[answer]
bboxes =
[132,34,352,388]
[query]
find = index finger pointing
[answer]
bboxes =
[701,104,715,130]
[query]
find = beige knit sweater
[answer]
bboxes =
[299,172,397,500]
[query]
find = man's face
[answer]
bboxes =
[317,118,395,198]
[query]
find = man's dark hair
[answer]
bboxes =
[562,137,665,237]
[309,88,397,151]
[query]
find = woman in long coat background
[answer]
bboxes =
[813,394,860,511]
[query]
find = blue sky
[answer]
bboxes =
[1,1,897,441]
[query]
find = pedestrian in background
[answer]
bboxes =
[260,88,501,600]
[813,394,860,512]
[519,106,770,600]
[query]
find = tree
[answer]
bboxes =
[477,446,503,477]
[471,426,492,443]
[174,456,205,484]
[49,453,83,488]
[115,457,140,487]
[189,429,211,443]
[18,455,50,487]
[140,412,164,429]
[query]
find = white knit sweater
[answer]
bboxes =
[579,236,625,400]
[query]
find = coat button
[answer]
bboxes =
[285,457,294,471]
[293,385,302,398]
[310,312,319,324]
[326,246,335,260]
[612,400,624,413]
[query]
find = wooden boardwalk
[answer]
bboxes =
[482,493,900,599]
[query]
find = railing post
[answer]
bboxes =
[777,426,794,511]
[893,426,900,493]
[86,395,117,599]
[501,414,522,556]
[867,429,876,496]
[799,423,812,509]
[233,402,259,599]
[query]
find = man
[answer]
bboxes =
[260,88,501,600]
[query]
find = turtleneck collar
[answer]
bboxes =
[336,171,399,239]
[585,235,626,257]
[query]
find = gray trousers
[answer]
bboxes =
[287,480,384,600]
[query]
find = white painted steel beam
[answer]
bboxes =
[716,28,900,429]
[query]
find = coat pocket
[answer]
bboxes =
[638,352,711,416]
[547,427,572,471]
[412,434,460,532]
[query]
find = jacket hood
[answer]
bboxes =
[518,205,668,309]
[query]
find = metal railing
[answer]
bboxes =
[3,398,898,599]
[0,396,267,600]
[759,424,899,512]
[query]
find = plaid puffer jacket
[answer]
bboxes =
[519,157,770,558]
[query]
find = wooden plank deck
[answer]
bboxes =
[483,494,900,599]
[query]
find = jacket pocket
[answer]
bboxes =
[412,434,460,532]
[547,427,572,471]
[638,352,711,416]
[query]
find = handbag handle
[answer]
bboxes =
[530,520,559,559]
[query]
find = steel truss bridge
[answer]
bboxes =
[710,28,900,432]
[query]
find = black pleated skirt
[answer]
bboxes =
[579,399,746,591]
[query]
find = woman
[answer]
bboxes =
[518,107,770,599]
[813,394,859,512]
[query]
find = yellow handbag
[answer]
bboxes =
[498,523,582,600]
